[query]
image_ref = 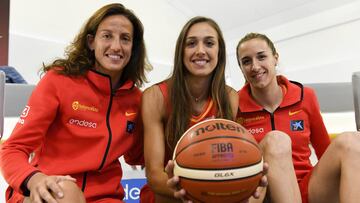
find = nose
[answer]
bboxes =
[110,38,122,51]
[251,60,261,71]
[195,43,205,56]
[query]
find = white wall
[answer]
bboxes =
[226,1,360,90]
[9,1,360,89]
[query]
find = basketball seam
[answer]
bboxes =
[176,159,263,170]
[178,171,262,182]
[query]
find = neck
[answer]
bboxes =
[186,76,211,103]
[94,65,122,90]
[251,81,283,113]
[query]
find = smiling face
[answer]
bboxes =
[88,14,133,81]
[183,22,219,77]
[237,38,278,90]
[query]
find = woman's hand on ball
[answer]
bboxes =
[165,160,193,203]
[252,161,269,199]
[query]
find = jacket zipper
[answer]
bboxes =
[81,172,88,192]
[98,86,114,170]
[270,112,275,130]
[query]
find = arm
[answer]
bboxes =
[306,88,331,158]
[124,89,144,166]
[0,71,75,202]
[142,85,176,198]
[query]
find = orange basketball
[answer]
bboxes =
[173,118,263,203]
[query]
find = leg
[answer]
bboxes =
[55,180,86,203]
[259,130,301,203]
[308,131,360,203]
[24,180,86,203]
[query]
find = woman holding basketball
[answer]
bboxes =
[236,32,360,203]
[140,17,266,203]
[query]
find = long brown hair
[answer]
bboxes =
[42,3,149,87]
[165,16,233,150]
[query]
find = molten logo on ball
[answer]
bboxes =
[193,121,247,137]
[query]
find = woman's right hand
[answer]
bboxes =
[27,172,76,203]
[165,160,193,203]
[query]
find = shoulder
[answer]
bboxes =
[142,84,164,104]
[225,85,238,99]
[303,86,316,95]
[142,84,166,119]
[226,85,239,119]
[302,86,318,104]
[41,68,72,82]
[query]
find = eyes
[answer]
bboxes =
[185,38,217,48]
[99,31,132,44]
[241,54,267,66]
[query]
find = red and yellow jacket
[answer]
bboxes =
[236,75,330,182]
[1,69,143,203]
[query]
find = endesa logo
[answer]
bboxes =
[248,127,264,135]
[121,178,147,203]
[68,118,97,128]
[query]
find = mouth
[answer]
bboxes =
[192,59,209,66]
[252,72,266,80]
[106,54,123,60]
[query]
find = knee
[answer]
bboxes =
[56,180,85,203]
[332,131,360,154]
[260,130,292,158]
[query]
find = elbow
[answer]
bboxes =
[145,168,164,194]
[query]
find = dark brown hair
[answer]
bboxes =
[42,3,149,87]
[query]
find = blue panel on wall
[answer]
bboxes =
[121,178,147,203]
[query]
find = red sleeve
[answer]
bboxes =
[0,71,60,194]
[305,88,331,159]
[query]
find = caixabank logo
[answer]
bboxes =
[121,178,147,202]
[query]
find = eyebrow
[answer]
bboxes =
[186,36,216,40]
[242,51,266,60]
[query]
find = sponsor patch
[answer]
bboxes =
[289,110,302,116]
[126,121,136,133]
[18,106,31,125]
[21,106,30,118]
[290,120,304,131]
[237,116,265,125]
[68,118,97,128]
[125,111,137,117]
[72,101,99,112]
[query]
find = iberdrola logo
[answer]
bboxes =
[72,101,79,111]
[72,101,99,112]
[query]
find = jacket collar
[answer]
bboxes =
[239,75,303,112]
[87,69,135,95]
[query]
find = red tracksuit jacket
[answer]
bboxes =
[236,75,330,182]
[1,69,143,203]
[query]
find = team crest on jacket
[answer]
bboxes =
[290,120,304,131]
[126,121,135,133]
